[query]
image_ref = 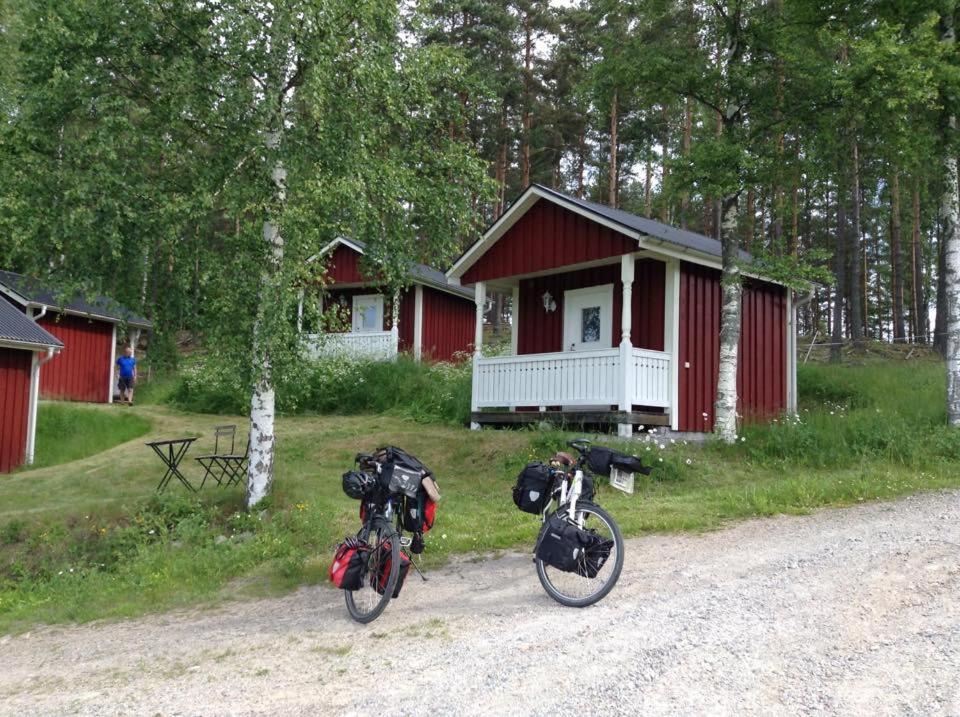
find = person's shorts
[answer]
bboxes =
[119,376,135,391]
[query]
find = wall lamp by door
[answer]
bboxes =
[542,291,556,313]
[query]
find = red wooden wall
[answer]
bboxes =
[678,262,787,431]
[37,313,113,403]
[0,348,31,473]
[325,244,368,283]
[462,199,636,284]
[420,287,475,361]
[397,287,415,352]
[517,260,665,355]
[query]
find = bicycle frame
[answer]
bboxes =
[548,460,587,527]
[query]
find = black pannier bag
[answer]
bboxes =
[586,446,651,477]
[512,462,553,514]
[535,514,613,577]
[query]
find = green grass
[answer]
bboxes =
[1,358,959,634]
[27,402,151,470]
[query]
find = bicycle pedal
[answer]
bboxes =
[399,536,412,547]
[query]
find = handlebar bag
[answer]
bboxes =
[535,514,613,577]
[329,538,369,590]
[512,462,553,514]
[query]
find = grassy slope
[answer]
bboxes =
[2,359,959,632]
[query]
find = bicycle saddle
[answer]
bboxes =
[551,451,575,467]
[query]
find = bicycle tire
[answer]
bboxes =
[535,502,624,608]
[344,521,400,624]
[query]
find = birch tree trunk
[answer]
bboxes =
[714,191,742,442]
[940,10,960,424]
[247,129,285,509]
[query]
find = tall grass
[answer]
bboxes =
[729,361,954,469]
[29,403,151,469]
[170,354,472,424]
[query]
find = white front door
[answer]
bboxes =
[352,294,384,332]
[562,284,613,352]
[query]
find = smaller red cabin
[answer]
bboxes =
[299,238,475,362]
[447,185,797,435]
[0,299,62,472]
[0,270,152,404]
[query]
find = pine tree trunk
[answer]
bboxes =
[644,155,652,217]
[680,97,692,229]
[746,188,755,253]
[831,188,846,362]
[660,104,671,222]
[890,170,906,341]
[494,105,508,219]
[936,216,948,355]
[911,180,926,342]
[520,13,532,189]
[576,128,586,198]
[714,192,742,442]
[609,89,618,208]
[247,130,285,509]
[849,138,863,347]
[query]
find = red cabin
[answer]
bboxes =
[300,238,475,362]
[0,271,152,404]
[446,185,797,435]
[0,299,62,472]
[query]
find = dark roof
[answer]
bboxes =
[532,184,751,261]
[0,270,152,328]
[336,240,474,300]
[0,298,62,349]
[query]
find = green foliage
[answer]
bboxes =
[170,354,473,425]
[29,403,151,470]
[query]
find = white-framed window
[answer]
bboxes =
[352,294,384,332]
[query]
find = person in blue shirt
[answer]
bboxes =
[116,347,137,405]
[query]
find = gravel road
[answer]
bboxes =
[4,490,960,716]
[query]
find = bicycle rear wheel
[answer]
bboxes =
[344,521,400,624]
[535,502,624,608]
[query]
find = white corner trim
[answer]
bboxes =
[413,285,424,361]
[787,289,797,414]
[108,323,117,404]
[665,259,681,431]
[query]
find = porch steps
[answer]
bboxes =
[470,410,670,428]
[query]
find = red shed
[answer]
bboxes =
[299,238,475,362]
[447,185,797,435]
[0,271,152,403]
[0,299,62,472]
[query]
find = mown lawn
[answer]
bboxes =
[1,358,959,633]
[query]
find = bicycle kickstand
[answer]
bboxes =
[411,555,428,582]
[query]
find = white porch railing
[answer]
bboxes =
[303,331,397,360]
[472,346,671,410]
[627,347,671,408]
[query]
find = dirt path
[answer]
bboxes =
[4,491,960,716]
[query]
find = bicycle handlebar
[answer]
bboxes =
[567,438,592,455]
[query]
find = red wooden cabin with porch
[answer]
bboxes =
[0,270,152,404]
[447,185,797,436]
[0,299,62,472]
[300,238,475,362]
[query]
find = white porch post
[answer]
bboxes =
[296,289,305,334]
[470,281,486,430]
[618,254,635,438]
[108,323,117,403]
[510,285,520,356]
[664,259,681,431]
[787,289,797,414]
[413,285,424,361]
[390,290,400,359]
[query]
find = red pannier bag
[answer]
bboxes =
[329,538,368,590]
[375,544,411,598]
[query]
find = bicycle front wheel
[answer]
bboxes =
[345,522,400,624]
[535,502,624,608]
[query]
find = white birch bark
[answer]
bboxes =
[940,11,960,426]
[247,129,285,508]
[714,192,742,442]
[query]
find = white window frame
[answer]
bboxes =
[352,294,384,333]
